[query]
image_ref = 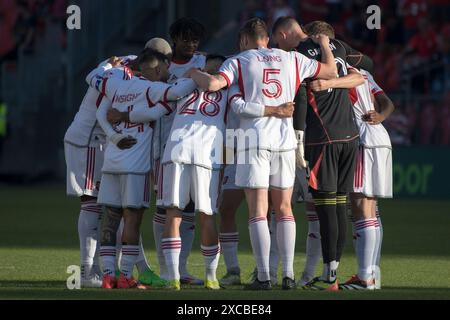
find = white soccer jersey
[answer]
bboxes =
[155,53,207,160]
[95,69,172,174]
[219,47,320,151]
[162,87,229,169]
[351,69,391,148]
[64,55,137,147]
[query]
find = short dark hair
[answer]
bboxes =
[239,18,269,41]
[136,48,169,68]
[169,17,206,41]
[206,54,227,64]
[304,21,335,39]
[272,16,297,34]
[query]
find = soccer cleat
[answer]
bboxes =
[138,269,168,288]
[101,274,117,289]
[281,277,296,290]
[180,274,204,285]
[339,275,375,290]
[248,267,258,283]
[205,280,222,290]
[220,271,241,286]
[373,270,382,289]
[244,279,272,291]
[81,274,103,288]
[303,277,339,291]
[298,272,314,289]
[117,273,138,289]
[164,279,181,291]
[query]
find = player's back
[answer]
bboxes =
[223,48,305,151]
[102,75,169,174]
[297,39,359,145]
[162,87,229,169]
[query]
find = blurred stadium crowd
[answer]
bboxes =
[0,0,449,146]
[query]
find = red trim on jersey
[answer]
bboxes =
[372,90,384,96]
[96,93,104,108]
[349,87,358,105]
[227,93,243,105]
[309,147,325,190]
[312,62,322,79]
[307,87,332,144]
[171,57,191,65]
[160,101,173,115]
[218,72,231,88]
[237,59,245,99]
[101,78,108,96]
[295,57,301,93]
[146,88,155,106]
[163,87,170,103]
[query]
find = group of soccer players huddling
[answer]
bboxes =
[64,16,394,291]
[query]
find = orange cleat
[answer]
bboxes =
[102,275,117,289]
[340,275,375,290]
[117,273,138,289]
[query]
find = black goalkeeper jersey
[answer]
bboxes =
[297,38,360,146]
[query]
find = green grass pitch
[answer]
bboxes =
[0,186,449,300]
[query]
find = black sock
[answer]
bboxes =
[336,192,348,262]
[313,191,337,264]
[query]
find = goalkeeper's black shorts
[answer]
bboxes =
[305,139,359,193]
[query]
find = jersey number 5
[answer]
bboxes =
[262,69,282,99]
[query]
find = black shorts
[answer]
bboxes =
[305,139,359,193]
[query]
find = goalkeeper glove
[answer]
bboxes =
[295,130,308,169]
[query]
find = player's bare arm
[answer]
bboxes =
[186,68,227,92]
[309,68,364,92]
[364,93,395,125]
[311,34,338,79]
[96,97,137,150]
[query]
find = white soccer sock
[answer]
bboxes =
[303,210,321,280]
[269,211,279,280]
[375,207,383,267]
[78,202,102,279]
[276,216,296,279]
[355,218,377,281]
[162,237,182,281]
[219,232,240,273]
[322,260,338,282]
[120,245,139,279]
[179,212,195,276]
[115,219,124,270]
[153,212,168,278]
[100,246,116,276]
[248,217,271,282]
[93,210,103,275]
[136,235,151,274]
[201,244,220,282]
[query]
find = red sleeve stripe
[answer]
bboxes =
[372,90,384,96]
[101,78,108,95]
[313,62,322,79]
[219,72,231,87]
[160,101,173,114]
[295,57,301,92]
[96,93,104,108]
[227,93,243,105]
[163,87,170,103]
[146,87,155,106]
[237,59,245,100]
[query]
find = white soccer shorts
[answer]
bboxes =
[65,142,104,197]
[235,149,296,189]
[97,173,151,209]
[160,162,220,215]
[353,146,393,198]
